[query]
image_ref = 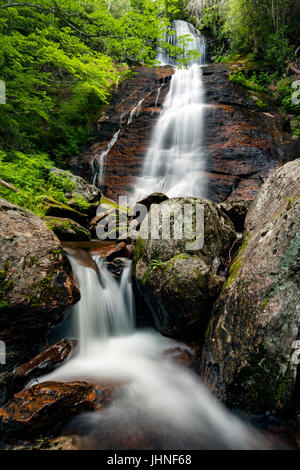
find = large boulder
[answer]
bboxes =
[44,217,91,242]
[0,199,80,366]
[37,196,88,227]
[201,159,300,414]
[134,198,236,340]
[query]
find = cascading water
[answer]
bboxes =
[40,250,272,450]
[93,130,120,188]
[39,21,275,449]
[132,20,209,203]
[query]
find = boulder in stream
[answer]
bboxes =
[0,381,97,441]
[134,197,236,340]
[202,158,300,414]
[0,199,80,368]
[0,339,78,405]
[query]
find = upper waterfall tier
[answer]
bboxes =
[131,20,208,203]
[157,19,206,67]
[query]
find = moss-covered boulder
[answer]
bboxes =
[49,167,100,204]
[93,197,133,242]
[44,217,91,242]
[202,159,300,414]
[0,199,80,369]
[37,196,88,227]
[134,198,236,340]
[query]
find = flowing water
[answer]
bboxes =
[132,20,209,203]
[40,251,272,450]
[40,21,275,449]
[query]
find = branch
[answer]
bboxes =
[290,65,300,75]
[0,179,19,192]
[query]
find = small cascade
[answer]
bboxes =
[132,20,209,203]
[67,253,134,353]
[92,97,146,188]
[151,85,163,117]
[40,248,272,450]
[92,130,120,188]
[127,98,144,124]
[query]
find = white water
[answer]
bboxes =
[41,253,271,450]
[132,20,209,203]
[93,130,120,188]
[127,99,144,124]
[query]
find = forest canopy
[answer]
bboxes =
[0,0,192,161]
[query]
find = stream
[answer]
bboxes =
[39,20,278,450]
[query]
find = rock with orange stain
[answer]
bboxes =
[0,381,97,441]
[0,339,78,405]
[202,64,299,202]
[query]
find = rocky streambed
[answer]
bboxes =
[0,61,300,450]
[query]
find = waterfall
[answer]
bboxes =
[132,20,209,203]
[66,254,134,353]
[93,130,120,188]
[40,250,272,450]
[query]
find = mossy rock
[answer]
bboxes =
[36,196,88,227]
[134,197,236,340]
[44,217,91,242]
[202,159,300,414]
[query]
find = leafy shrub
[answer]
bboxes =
[0,151,73,216]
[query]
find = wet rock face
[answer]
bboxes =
[0,339,78,405]
[0,381,97,441]
[0,199,80,362]
[134,197,236,340]
[70,66,174,199]
[202,64,300,203]
[72,63,298,204]
[201,159,300,414]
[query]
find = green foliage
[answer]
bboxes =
[0,151,74,215]
[0,0,194,165]
[229,70,265,93]
[229,67,300,119]
[262,31,294,72]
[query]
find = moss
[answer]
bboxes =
[261,296,270,311]
[223,234,250,289]
[163,253,191,272]
[204,320,212,339]
[286,195,299,211]
[142,269,151,285]
[100,196,130,214]
[235,344,296,413]
[26,276,65,308]
[37,196,88,225]
[0,261,14,309]
[45,217,91,241]
[135,238,146,263]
